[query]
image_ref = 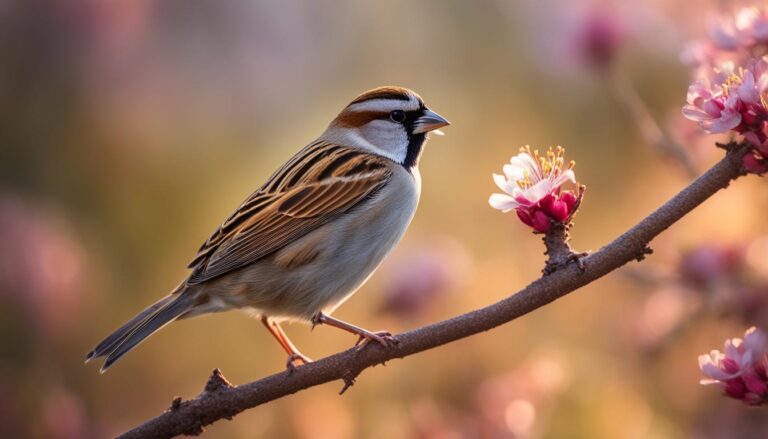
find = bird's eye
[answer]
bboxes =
[389,110,406,123]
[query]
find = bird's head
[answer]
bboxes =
[321,86,450,168]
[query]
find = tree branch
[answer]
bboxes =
[120,144,748,439]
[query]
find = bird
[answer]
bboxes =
[85,86,450,372]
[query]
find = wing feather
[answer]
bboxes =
[187,144,392,284]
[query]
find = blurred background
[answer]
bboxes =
[2,0,768,437]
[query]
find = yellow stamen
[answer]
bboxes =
[515,145,576,189]
[721,70,745,98]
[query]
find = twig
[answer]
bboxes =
[119,144,748,439]
[542,222,588,275]
[608,70,699,178]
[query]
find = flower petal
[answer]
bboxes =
[699,351,740,380]
[703,111,741,133]
[553,169,576,187]
[523,178,555,204]
[489,193,520,212]
[743,326,768,354]
[502,163,525,182]
[493,173,517,195]
[510,153,542,181]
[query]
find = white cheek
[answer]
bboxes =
[358,120,409,163]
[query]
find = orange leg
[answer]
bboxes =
[311,312,399,350]
[260,316,311,370]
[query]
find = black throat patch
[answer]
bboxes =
[402,132,426,169]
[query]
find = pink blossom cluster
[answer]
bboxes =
[708,6,768,53]
[489,146,581,233]
[699,327,768,405]
[682,5,768,173]
[682,61,768,135]
[683,6,768,78]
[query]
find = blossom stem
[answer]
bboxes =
[542,222,587,275]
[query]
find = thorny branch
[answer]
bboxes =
[119,143,749,439]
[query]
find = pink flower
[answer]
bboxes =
[379,238,470,320]
[685,6,768,81]
[743,129,768,174]
[709,6,768,51]
[743,150,768,174]
[679,244,744,288]
[682,61,768,135]
[0,195,87,336]
[708,15,743,51]
[489,146,581,233]
[682,58,768,174]
[699,327,768,405]
[737,7,768,45]
[572,7,626,70]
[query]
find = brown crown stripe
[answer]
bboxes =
[349,87,412,105]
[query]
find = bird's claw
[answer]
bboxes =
[285,353,312,373]
[355,331,399,351]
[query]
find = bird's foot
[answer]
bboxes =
[286,352,312,373]
[310,312,399,351]
[355,330,399,351]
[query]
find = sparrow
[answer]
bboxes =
[86,86,449,372]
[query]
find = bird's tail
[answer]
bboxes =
[85,290,198,373]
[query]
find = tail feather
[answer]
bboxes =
[87,292,197,372]
[86,295,175,362]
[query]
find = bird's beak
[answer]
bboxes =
[413,109,450,135]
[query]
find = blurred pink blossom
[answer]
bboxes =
[630,286,699,350]
[474,355,568,438]
[489,146,581,233]
[379,238,470,320]
[41,388,88,439]
[512,0,671,77]
[571,6,626,70]
[679,244,744,289]
[699,327,768,405]
[685,5,768,84]
[407,399,470,439]
[0,195,86,336]
[708,15,742,51]
[708,6,768,52]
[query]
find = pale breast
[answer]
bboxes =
[203,166,421,321]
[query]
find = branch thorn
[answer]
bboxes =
[635,246,653,262]
[169,397,183,412]
[203,368,234,394]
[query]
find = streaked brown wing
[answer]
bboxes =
[186,143,392,284]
